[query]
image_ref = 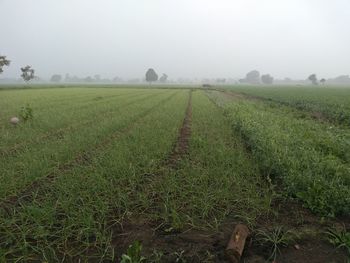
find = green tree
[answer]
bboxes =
[261,74,274,84]
[308,74,318,85]
[0,55,10,74]
[145,68,158,83]
[21,65,35,82]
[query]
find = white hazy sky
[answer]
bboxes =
[1,0,350,80]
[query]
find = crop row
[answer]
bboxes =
[0,90,189,261]
[137,91,272,232]
[0,90,164,154]
[0,89,157,147]
[0,87,123,118]
[208,91,350,216]
[0,90,175,200]
[226,86,350,126]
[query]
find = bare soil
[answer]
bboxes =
[109,197,349,262]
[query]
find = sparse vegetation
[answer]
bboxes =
[256,226,295,261]
[326,226,350,255]
[121,241,146,263]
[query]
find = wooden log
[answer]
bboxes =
[225,224,250,263]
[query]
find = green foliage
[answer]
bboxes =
[0,86,348,261]
[121,241,146,263]
[211,91,350,216]
[0,88,188,261]
[326,227,350,255]
[19,104,34,121]
[256,227,295,261]
[0,55,11,74]
[227,85,350,126]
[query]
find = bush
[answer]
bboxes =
[20,104,33,121]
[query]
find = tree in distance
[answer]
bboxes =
[239,70,260,84]
[145,68,158,83]
[0,55,10,74]
[50,74,62,82]
[320,78,326,85]
[159,73,168,83]
[21,66,35,82]
[261,74,274,84]
[308,74,318,85]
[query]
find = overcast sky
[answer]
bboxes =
[1,0,350,80]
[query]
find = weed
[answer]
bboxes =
[120,241,146,263]
[326,226,350,255]
[256,226,294,261]
[19,104,34,121]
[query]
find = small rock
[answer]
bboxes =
[294,244,300,250]
[10,117,19,125]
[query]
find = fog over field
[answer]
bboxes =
[1,0,350,80]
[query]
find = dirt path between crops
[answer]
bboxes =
[109,90,205,261]
[0,92,178,211]
[166,89,192,167]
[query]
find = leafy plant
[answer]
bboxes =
[20,104,34,121]
[256,226,294,261]
[326,227,350,255]
[120,241,146,263]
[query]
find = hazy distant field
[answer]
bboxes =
[0,85,349,262]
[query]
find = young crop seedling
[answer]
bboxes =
[256,226,295,261]
[326,226,350,255]
[120,241,146,263]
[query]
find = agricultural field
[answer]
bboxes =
[0,86,349,262]
[226,85,350,126]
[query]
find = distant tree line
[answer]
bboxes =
[239,70,274,84]
[2,54,350,86]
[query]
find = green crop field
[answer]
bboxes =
[226,85,350,126]
[0,86,349,262]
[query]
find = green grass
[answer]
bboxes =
[0,89,175,199]
[208,90,350,216]
[0,85,348,261]
[226,85,350,126]
[0,89,189,261]
[143,91,272,231]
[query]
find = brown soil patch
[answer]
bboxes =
[244,198,349,263]
[110,200,349,263]
[111,218,230,262]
